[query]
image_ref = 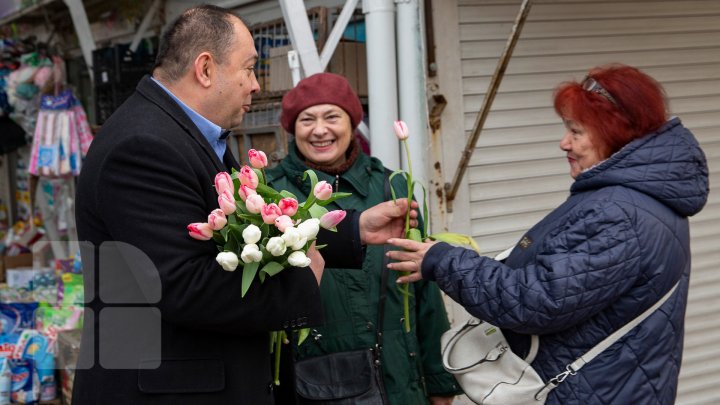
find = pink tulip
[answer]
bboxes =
[274,215,294,232]
[214,172,234,195]
[245,194,266,214]
[248,149,268,169]
[278,198,299,216]
[208,209,227,230]
[218,190,236,215]
[393,120,409,141]
[314,181,333,201]
[238,184,257,201]
[239,165,259,189]
[261,203,282,224]
[187,222,213,240]
[320,210,347,230]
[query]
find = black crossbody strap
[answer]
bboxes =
[375,168,394,356]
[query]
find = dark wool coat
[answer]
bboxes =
[73,76,362,405]
[267,144,461,404]
[424,118,708,404]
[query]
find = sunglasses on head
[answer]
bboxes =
[582,76,619,107]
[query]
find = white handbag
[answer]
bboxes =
[440,248,679,404]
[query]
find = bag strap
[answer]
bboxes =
[375,168,394,359]
[537,281,680,398]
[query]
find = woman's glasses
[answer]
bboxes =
[582,76,619,107]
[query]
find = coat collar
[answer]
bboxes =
[136,75,227,172]
[274,142,377,199]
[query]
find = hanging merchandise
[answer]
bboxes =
[28,89,92,178]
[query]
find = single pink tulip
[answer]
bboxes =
[218,190,236,215]
[393,120,409,141]
[314,181,333,201]
[238,184,257,201]
[320,210,347,229]
[278,198,299,216]
[245,194,266,214]
[208,209,227,230]
[187,222,213,240]
[214,172,234,195]
[248,149,268,169]
[239,165,259,189]
[274,215,294,232]
[261,203,282,224]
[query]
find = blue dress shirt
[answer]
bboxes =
[151,77,228,161]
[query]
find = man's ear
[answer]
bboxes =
[193,52,213,88]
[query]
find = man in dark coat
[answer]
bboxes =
[73,5,415,404]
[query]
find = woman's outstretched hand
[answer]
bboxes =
[386,238,436,283]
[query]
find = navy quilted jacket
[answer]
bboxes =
[424,118,708,404]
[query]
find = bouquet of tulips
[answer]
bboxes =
[187,149,349,296]
[187,148,350,384]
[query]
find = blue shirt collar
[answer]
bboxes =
[151,76,228,160]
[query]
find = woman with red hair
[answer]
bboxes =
[387,64,709,404]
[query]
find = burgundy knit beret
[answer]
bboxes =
[280,72,363,134]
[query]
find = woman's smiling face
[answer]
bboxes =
[559,119,605,179]
[294,104,353,167]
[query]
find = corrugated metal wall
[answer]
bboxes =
[452,0,720,403]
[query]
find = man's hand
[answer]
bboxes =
[359,199,419,245]
[307,242,325,285]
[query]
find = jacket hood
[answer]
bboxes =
[571,117,709,217]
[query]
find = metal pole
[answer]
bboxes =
[130,0,161,53]
[396,0,428,206]
[363,0,400,169]
[444,0,533,205]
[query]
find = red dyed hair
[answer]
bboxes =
[553,64,668,157]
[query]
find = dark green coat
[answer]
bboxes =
[267,143,460,404]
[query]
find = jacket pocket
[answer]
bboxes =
[138,358,225,394]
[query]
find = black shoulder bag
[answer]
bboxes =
[294,172,392,404]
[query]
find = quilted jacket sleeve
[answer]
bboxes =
[422,200,643,335]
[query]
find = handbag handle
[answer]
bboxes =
[441,319,507,373]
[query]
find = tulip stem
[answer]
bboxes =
[273,330,284,385]
[402,139,414,333]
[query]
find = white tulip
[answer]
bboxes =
[242,224,262,245]
[297,218,320,240]
[266,237,287,257]
[216,251,239,271]
[281,227,301,247]
[288,250,312,267]
[240,243,263,264]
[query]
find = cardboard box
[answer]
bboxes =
[1,252,33,282]
[267,42,368,96]
[268,45,295,92]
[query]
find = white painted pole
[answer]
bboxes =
[130,0,161,53]
[396,0,428,207]
[362,0,400,169]
[63,0,96,82]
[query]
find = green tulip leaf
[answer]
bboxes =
[317,192,353,206]
[297,328,310,346]
[260,261,285,277]
[241,262,259,297]
[406,228,423,242]
[308,204,329,219]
